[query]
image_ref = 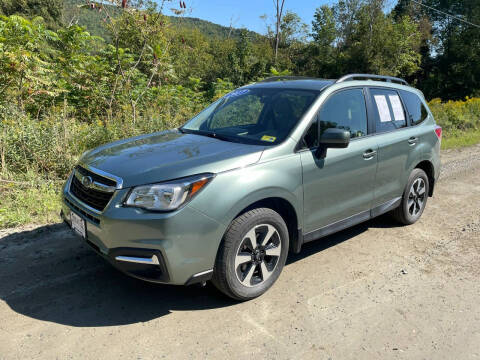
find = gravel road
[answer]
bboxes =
[1,144,479,359]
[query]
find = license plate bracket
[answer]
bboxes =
[70,212,86,239]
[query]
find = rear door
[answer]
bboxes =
[367,87,419,208]
[300,88,378,234]
[399,89,434,156]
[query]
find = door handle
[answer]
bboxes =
[363,149,377,159]
[408,137,418,145]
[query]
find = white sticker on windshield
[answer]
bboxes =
[389,95,405,121]
[374,95,391,122]
[224,89,250,99]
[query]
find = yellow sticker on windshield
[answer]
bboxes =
[261,135,276,142]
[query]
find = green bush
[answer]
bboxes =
[429,97,480,149]
[429,97,480,132]
[0,91,208,179]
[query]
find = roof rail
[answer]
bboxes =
[258,76,319,83]
[336,73,409,86]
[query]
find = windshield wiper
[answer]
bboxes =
[179,128,235,143]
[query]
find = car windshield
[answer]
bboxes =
[181,87,320,145]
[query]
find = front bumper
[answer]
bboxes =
[61,177,227,285]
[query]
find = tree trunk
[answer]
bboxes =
[274,0,286,63]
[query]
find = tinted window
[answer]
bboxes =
[183,88,319,145]
[400,90,428,126]
[318,89,368,139]
[370,88,407,133]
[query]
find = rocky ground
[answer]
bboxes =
[0,144,479,359]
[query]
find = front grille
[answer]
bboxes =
[69,167,116,212]
[64,197,100,225]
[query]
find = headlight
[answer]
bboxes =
[124,173,214,211]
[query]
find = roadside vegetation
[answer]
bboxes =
[1,0,479,228]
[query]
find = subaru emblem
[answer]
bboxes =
[81,175,93,188]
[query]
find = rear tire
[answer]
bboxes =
[212,208,289,301]
[392,168,429,225]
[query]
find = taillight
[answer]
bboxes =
[435,126,442,140]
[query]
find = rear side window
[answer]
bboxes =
[399,90,429,126]
[370,88,407,133]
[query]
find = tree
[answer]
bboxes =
[77,0,178,123]
[305,0,422,78]
[279,11,308,46]
[0,15,61,113]
[420,0,480,99]
[312,5,337,46]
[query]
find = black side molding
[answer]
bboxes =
[370,197,402,218]
[301,197,402,244]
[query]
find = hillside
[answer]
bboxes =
[62,0,260,41]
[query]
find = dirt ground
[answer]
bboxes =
[1,144,479,360]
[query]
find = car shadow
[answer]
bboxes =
[287,213,400,264]
[0,214,400,327]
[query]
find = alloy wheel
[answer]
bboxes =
[408,178,426,216]
[234,224,282,287]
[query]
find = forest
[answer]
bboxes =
[0,0,479,227]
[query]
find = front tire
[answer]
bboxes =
[392,168,429,225]
[212,208,289,301]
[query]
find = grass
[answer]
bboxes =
[441,129,480,150]
[0,175,63,229]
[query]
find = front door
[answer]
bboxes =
[300,88,378,235]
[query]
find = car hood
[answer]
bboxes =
[79,130,265,188]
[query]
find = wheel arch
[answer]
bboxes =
[221,194,302,256]
[414,160,435,197]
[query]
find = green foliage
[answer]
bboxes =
[394,0,480,100]
[428,96,480,149]
[0,0,62,29]
[0,88,208,179]
[305,0,422,78]
[0,15,61,113]
[429,97,480,133]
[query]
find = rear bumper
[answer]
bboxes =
[61,178,227,285]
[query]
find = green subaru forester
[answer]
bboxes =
[61,74,441,300]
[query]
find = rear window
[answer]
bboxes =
[399,90,429,126]
[370,88,407,133]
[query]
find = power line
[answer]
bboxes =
[410,0,480,29]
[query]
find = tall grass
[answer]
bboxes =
[428,97,480,149]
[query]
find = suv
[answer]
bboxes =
[61,74,441,300]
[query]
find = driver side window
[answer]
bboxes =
[319,88,368,139]
[302,88,368,149]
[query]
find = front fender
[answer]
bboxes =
[189,154,304,233]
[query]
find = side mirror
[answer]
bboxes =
[315,128,350,158]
